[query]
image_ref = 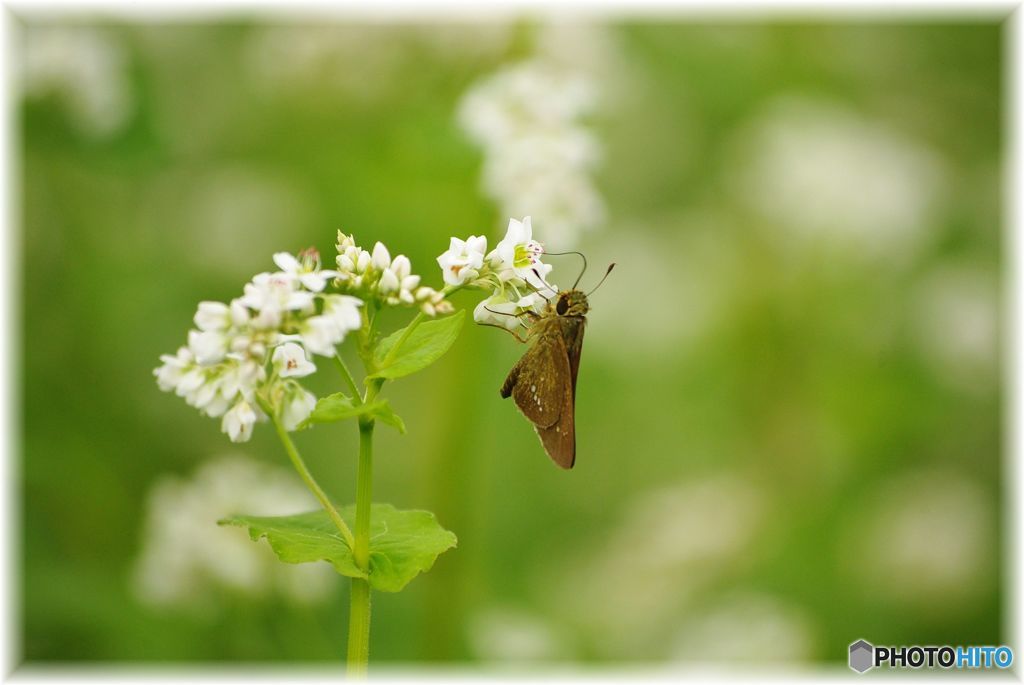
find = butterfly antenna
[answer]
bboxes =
[531,269,558,299]
[586,263,616,297]
[545,250,589,290]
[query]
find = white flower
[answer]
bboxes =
[371,241,391,270]
[378,267,399,293]
[188,329,229,366]
[732,98,945,263]
[222,399,258,443]
[273,250,339,293]
[437,235,488,286]
[474,289,545,331]
[299,315,345,357]
[333,233,445,313]
[219,359,264,403]
[241,271,315,329]
[415,286,454,317]
[489,216,553,289]
[322,294,363,333]
[132,455,336,609]
[22,27,132,137]
[457,61,605,250]
[280,386,317,431]
[154,346,193,392]
[272,342,316,378]
[194,301,232,332]
[157,250,364,444]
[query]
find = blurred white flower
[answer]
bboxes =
[322,294,364,335]
[912,264,997,393]
[437,235,487,286]
[20,25,132,136]
[241,271,315,329]
[731,97,946,263]
[468,606,573,663]
[550,474,767,658]
[187,329,229,366]
[272,342,316,379]
[585,218,740,362]
[298,315,347,357]
[222,399,257,443]
[245,24,512,103]
[668,594,817,664]
[279,385,317,431]
[193,301,233,332]
[133,455,336,611]
[458,61,605,250]
[845,469,994,608]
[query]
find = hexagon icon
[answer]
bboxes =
[849,639,874,673]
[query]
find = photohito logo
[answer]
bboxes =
[848,639,1013,673]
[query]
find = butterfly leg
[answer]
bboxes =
[477,320,530,343]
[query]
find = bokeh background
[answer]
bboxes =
[18,15,1003,667]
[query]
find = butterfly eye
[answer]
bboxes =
[556,297,569,315]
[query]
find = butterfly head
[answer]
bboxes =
[555,289,590,317]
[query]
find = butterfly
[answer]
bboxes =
[491,261,614,469]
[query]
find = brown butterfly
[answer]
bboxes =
[493,262,614,469]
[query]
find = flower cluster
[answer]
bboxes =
[154,249,361,442]
[458,60,604,250]
[334,231,451,316]
[156,219,556,444]
[436,216,555,330]
[133,455,336,609]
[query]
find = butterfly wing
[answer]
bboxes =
[500,318,577,469]
[536,316,584,469]
[565,316,585,400]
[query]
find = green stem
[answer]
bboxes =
[267,410,355,550]
[346,417,375,676]
[333,353,362,402]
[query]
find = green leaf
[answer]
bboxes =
[371,402,407,434]
[370,310,465,380]
[301,393,406,433]
[305,392,367,424]
[220,503,457,592]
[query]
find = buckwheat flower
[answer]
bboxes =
[298,316,345,357]
[21,26,132,137]
[458,61,605,249]
[279,384,317,431]
[322,294,363,333]
[155,346,194,392]
[474,289,545,331]
[273,248,339,293]
[188,329,229,366]
[272,342,316,378]
[438,235,488,286]
[242,271,315,329]
[334,232,452,316]
[415,286,453,317]
[489,216,553,289]
[133,455,335,609]
[194,301,233,332]
[222,399,258,443]
[391,256,422,304]
[219,359,264,403]
[371,242,391,270]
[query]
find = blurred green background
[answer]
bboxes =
[18,16,1003,667]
